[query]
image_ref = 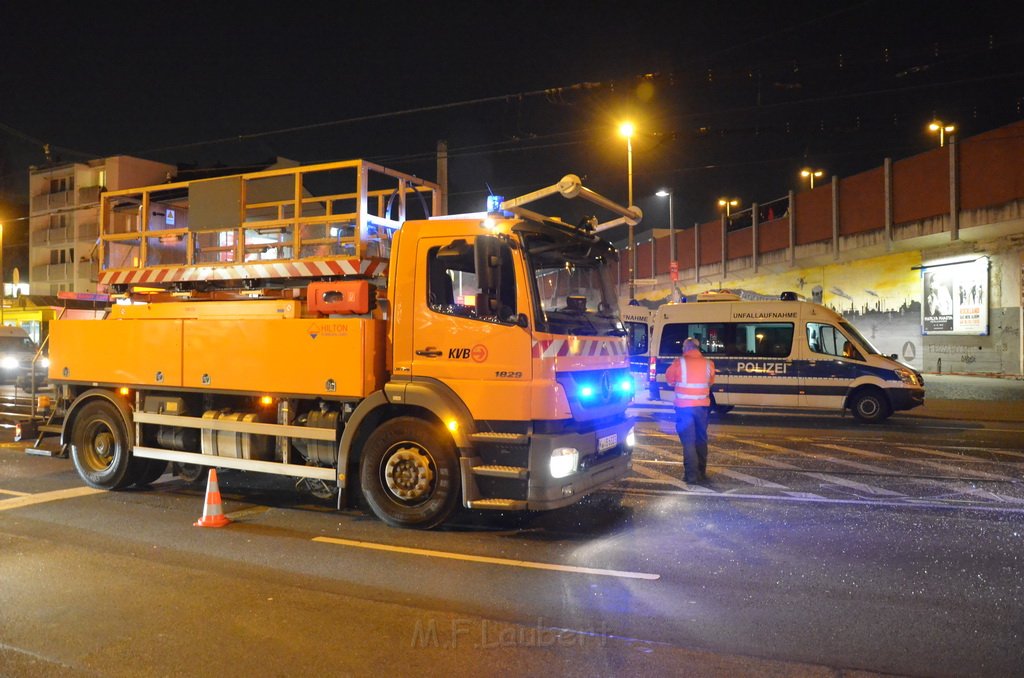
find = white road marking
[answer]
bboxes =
[630,461,715,493]
[820,442,1023,485]
[0,486,103,511]
[897,446,1023,481]
[734,439,904,497]
[313,536,660,580]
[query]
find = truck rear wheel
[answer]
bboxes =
[359,417,460,529]
[70,399,135,490]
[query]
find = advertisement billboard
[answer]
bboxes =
[922,258,989,335]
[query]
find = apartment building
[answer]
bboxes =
[28,156,175,295]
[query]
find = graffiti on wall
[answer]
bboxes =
[654,251,926,368]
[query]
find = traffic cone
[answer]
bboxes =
[194,468,231,528]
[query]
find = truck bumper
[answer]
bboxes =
[524,418,634,511]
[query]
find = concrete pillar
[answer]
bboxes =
[884,157,893,251]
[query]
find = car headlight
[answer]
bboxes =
[1,356,19,370]
[549,447,579,479]
[894,368,919,386]
[626,427,636,448]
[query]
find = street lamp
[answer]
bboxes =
[656,189,680,302]
[717,197,739,216]
[800,168,825,189]
[619,121,637,300]
[0,223,4,325]
[928,120,956,147]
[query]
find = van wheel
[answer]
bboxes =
[359,417,460,529]
[850,389,890,423]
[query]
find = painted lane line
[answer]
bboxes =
[0,488,31,497]
[312,537,660,580]
[713,467,790,489]
[736,439,904,497]
[897,446,1023,482]
[630,461,715,493]
[818,442,1024,488]
[0,486,104,512]
[812,443,1024,504]
[607,486,1024,515]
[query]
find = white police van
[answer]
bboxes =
[647,293,925,422]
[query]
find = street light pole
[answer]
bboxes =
[717,197,738,216]
[656,189,677,301]
[0,223,5,325]
[619,122,636,300]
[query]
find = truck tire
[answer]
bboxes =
[133,460,169,487]
[850,388,891,424]
[70,399,136,490]
[359,417,460,529]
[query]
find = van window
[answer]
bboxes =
[625,321,648,355]
[807,322,861,360]
[660,322,794,358]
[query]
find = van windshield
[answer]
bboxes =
[840,321,881,355]
[0,336,37,353]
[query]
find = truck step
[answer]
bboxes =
[471,465,529,480]
[469,431,528,445]
[38,424,63,434]
[467,498,528,511]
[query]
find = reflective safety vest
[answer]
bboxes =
[666,351,715,408]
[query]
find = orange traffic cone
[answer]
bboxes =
[194,468,231,528]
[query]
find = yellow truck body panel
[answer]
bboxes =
[50,316,386,397]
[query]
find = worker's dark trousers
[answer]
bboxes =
[674,406,709,483]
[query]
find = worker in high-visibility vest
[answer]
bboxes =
[665,337,716,484]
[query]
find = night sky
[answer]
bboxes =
[2,0,1023,240]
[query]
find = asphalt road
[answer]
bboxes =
[1,408,1023,677]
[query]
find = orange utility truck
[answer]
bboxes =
[48,160,640,528]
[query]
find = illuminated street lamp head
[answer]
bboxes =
[717,197,739,216]
[618,121,635,139]
[800,167,825,189]
[656,189,671,197]
[928,120,956,147]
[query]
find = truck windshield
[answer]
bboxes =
[520,229,624,337]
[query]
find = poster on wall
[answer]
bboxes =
[921,258,989,335]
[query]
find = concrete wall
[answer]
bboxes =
[623,119,1024,376]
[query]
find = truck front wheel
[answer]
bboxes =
[359,417,460,529]
[70,399,135,490]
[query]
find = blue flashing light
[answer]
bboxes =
[618,378,634,393]
[579,385,596,399]
[486,195,505,212]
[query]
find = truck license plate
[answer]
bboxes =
[598,433,617,452]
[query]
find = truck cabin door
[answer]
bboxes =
[411,235,533,422]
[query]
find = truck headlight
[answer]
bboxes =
[40,357,50,369]
[549,447,579,478]
[1,356,19,370]
[894,368,919,386]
